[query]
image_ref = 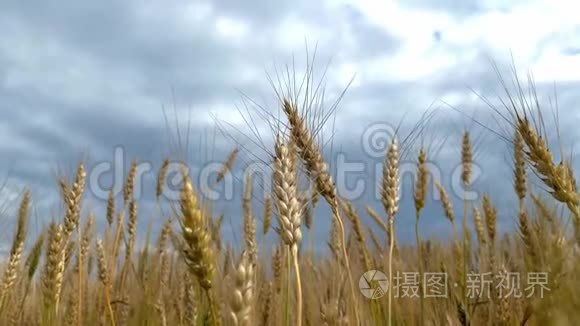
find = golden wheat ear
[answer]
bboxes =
[262,194,272,236]
[280,97,359,324]
[229,250,255,325]
[0,190,30,313]
[177,169,221,325]
[516,116,580,218]
[216,147,239,184]
[156,158,170,200]
[243,172,257,266]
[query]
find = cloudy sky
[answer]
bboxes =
[1,0,579,252]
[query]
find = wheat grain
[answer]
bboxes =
[229,251,255,326]
[272,136,302,249]
[0,190,30,311]
[243,173,257,265]
[516,116,579,217]
[62,163,86,239]
[262,195,272,235]
[482,194,497,245]
[281,98,358,325]
[42,221,65,316]
[123,159,138,204]
[414,148,429,214]
[179,172,216,289]
[513,129,527,201]
[217,148,239,183]
[157,159,170,200]
[106,189,115,227]
[435,182,455,224]
[472,207,486,247]
[461,131,473,187]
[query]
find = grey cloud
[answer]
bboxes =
[311,48,580,241]
[401,0,484,16]
[341,5,402,59]
[1,0,579,250]
[213,0,307,26]
[562,47,580,56]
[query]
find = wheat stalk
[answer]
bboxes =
[272,136,303,326]
[178,169,220,325]
[460,131,472,324]
[62,163,86,240]
[41,221,65,323]
[243,172,257,266]
[96,239,115,326]
[413,148,428,326]
[281,98,358,324]
[0,190,30,313]
[381,137,400,326]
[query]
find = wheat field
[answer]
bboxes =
[0,72,579,326]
